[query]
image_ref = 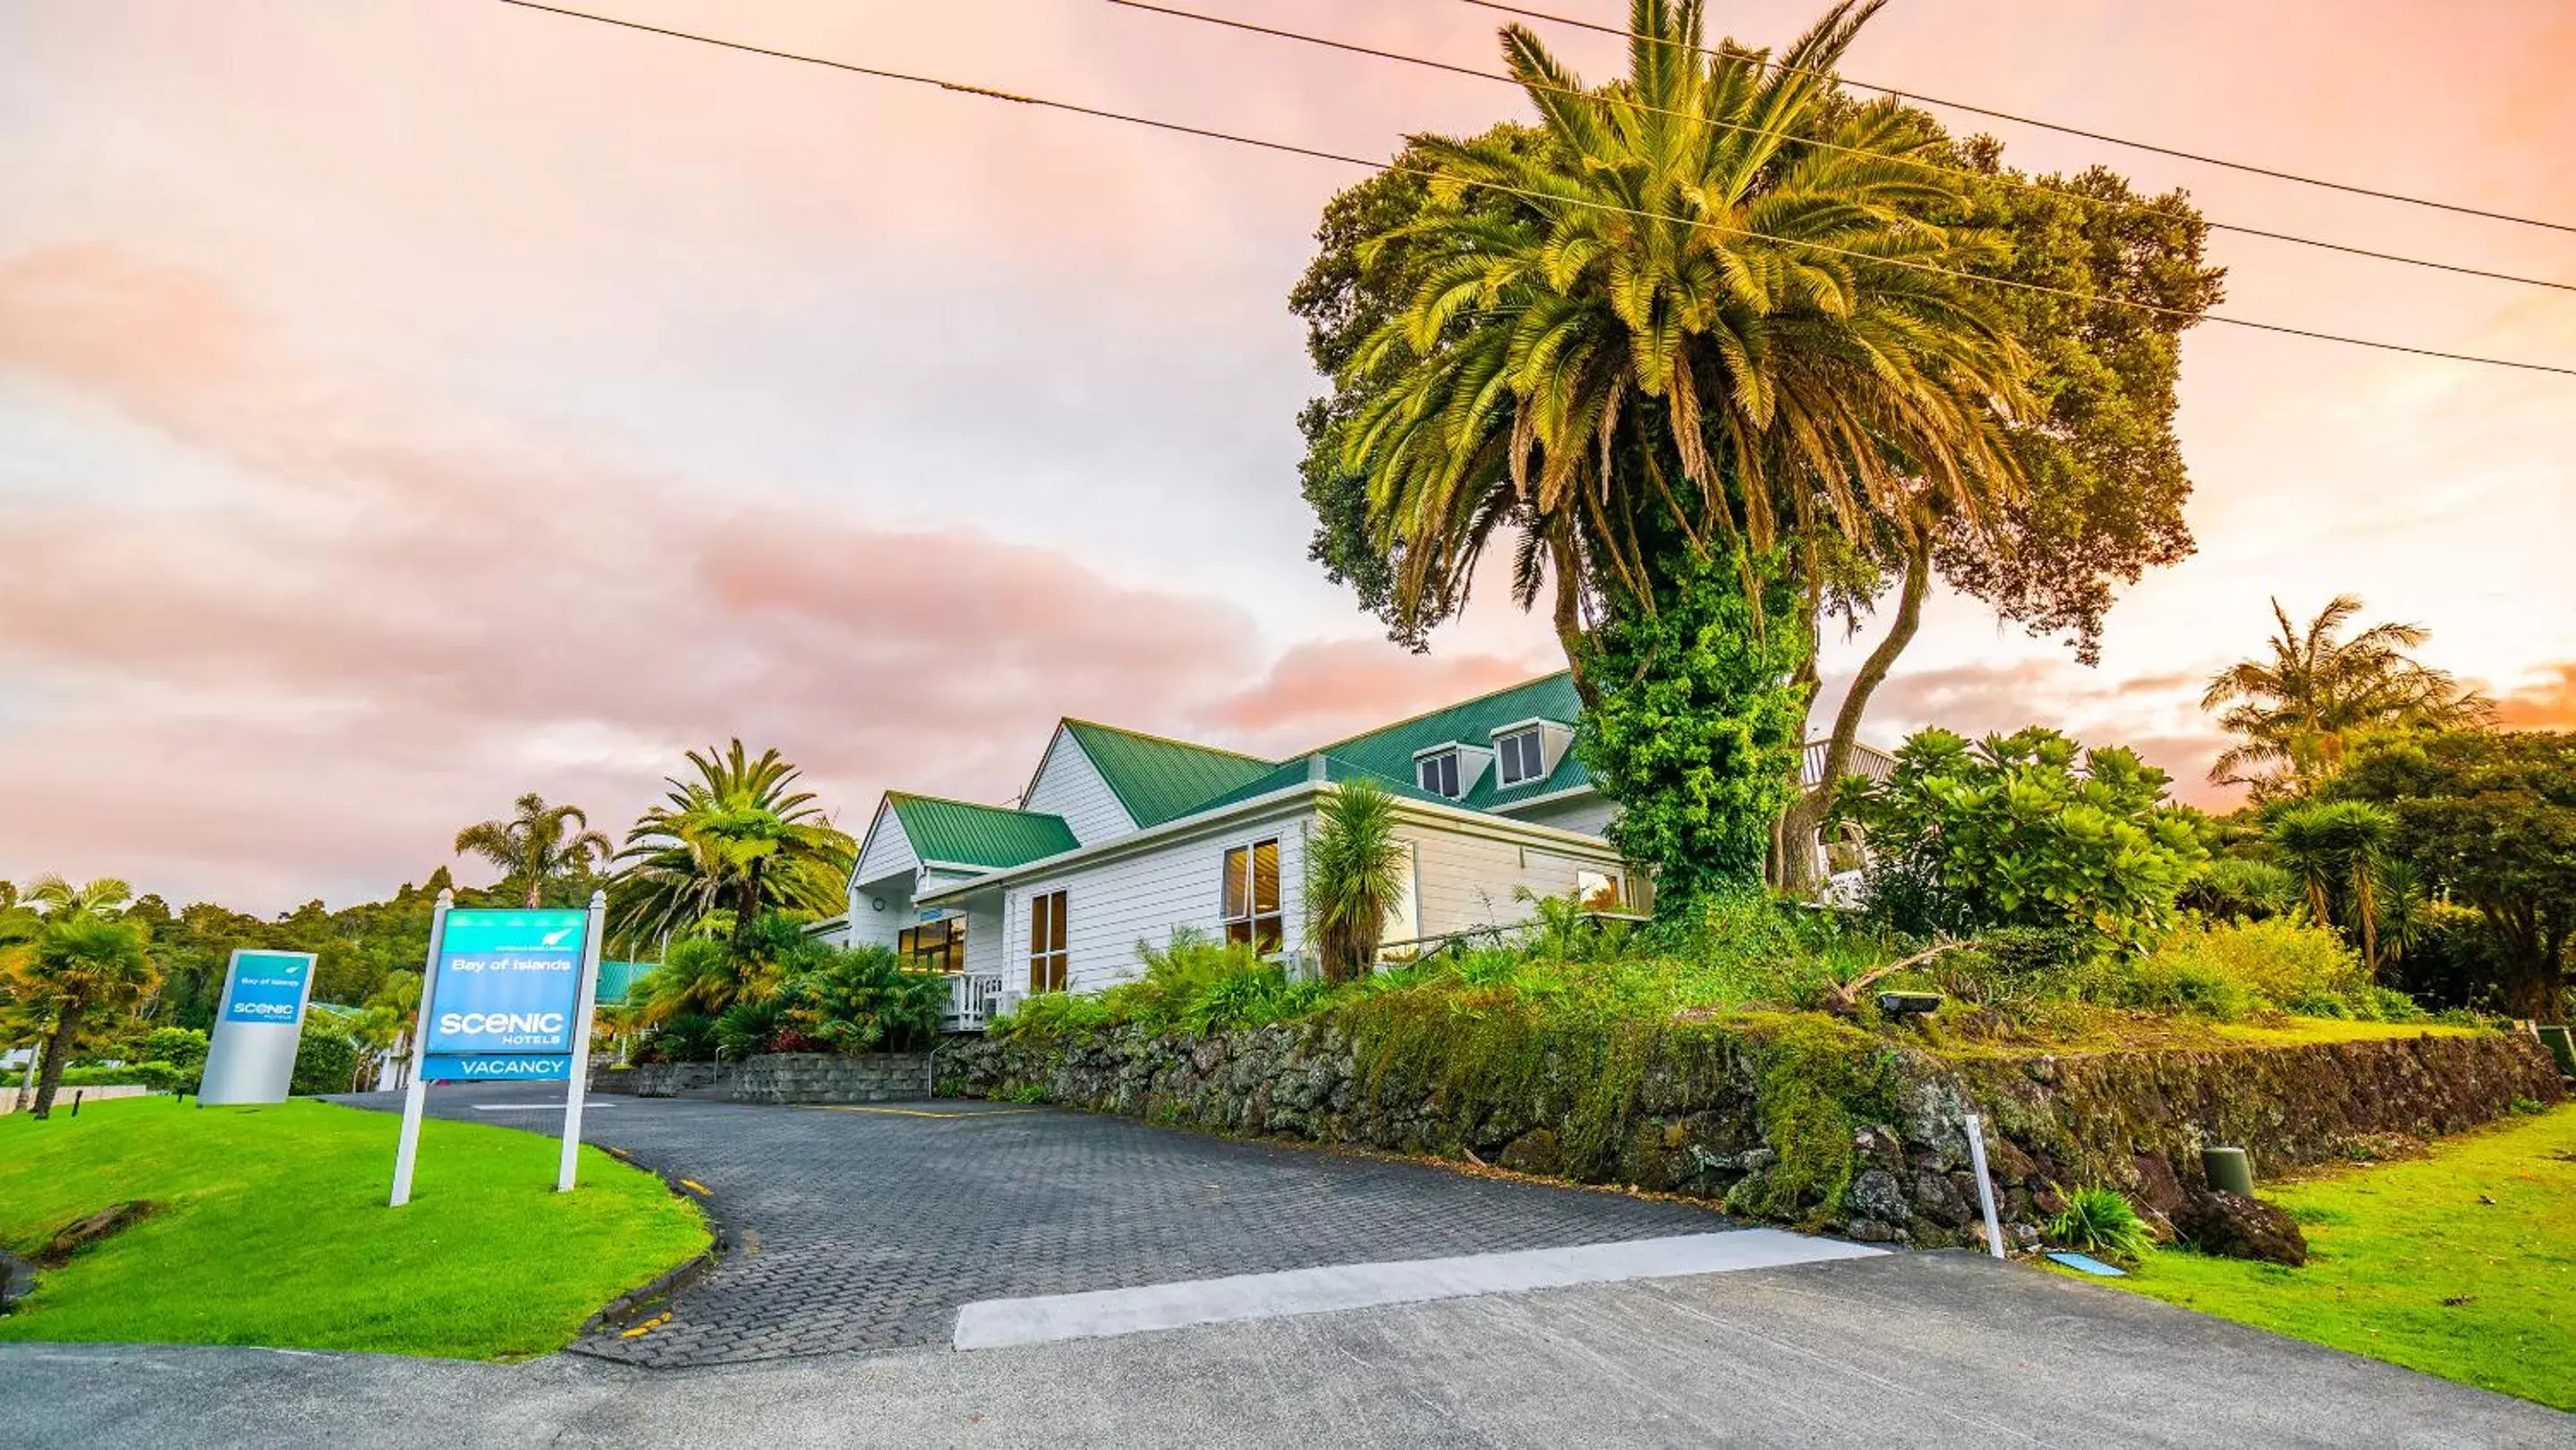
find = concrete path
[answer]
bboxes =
[7,1253,2567,1448]
[332,1083,1725,1365]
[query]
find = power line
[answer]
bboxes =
[489,0,2576,378]
[1460,0,2576,237]
[1108,0,2576,295]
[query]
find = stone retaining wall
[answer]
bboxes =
[939,1018,2563,1250]
[592,1053,931,1104]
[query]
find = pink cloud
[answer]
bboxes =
[0,245,1463,907]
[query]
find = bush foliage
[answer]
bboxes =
[1840,727,2208,953]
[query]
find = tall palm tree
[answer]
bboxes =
[608,741,856,958]
[2204,595,2489,798]
[1342,0,2028,687]
[1,877,156,1119]
[1305,779,1412,983]
[2266,798,2396,975]
[454,793,614,909]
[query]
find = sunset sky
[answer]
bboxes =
[4,0,2572,913]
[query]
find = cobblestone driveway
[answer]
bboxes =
[349,1085,1722,1367]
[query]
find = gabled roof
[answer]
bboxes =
[1302,670,1590,810]
[1061,719,1275,829]
[885,792,1079,870]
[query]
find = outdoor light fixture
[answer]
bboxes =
[1877,991,1943,1017]
[870,897,888,912]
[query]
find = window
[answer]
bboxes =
[1221,838,1283,953]
[1495,728,1544,786]
[1027,890,1068,993]
[1416,749,1459,798]
[897,915,965,973]
[1576,869,1623,912]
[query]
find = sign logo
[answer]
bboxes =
[222,951,314,1026]
[423,909,589,1058]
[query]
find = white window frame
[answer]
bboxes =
[1220,836,1285,955]
[1416,749,1460,798]
[1494,727,1544,787]
[1027,889,1069,993]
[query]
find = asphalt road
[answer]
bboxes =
[7,1252,2568,1448]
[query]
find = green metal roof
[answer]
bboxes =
[1302,670,1589,811]
[594,960,650,1005]
[1062,720,1276,829]
[887,793,1080,869]
[1184,672,1588,818]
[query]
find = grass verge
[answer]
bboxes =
[2092,1104,2575,1411]
[0,1096,708,1359]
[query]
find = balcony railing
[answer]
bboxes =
[943,971,1007,1033]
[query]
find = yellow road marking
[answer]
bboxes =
[802,1105,1042,1120]
[621,1312,670,1339]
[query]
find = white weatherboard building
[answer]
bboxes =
[825,671,1889,1031]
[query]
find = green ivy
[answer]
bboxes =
[1577,545,1809,913]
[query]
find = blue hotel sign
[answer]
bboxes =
[221,951,313,1025]
[421,909,589,1080]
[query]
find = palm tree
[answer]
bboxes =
[1,877,156,1119]
[2203,595,2488,799]
[1341,0,2027,688]
[1305,779,1413,983]
[2267,799,2395,974]
[608,741,856,958]
[454,793,614,909]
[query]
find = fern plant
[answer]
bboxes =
[2047,1183,2155,1262]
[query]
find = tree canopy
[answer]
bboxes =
[2328,729,2576,1019]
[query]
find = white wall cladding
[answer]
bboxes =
[1401,819,1625,939]
[852,804,920,888]
[1494,790,1618,840]
[999,803,1314,994]
[844,883,913,950]
[1023,729,1138,846]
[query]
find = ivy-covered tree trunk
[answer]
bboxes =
[1577,546,1810,916]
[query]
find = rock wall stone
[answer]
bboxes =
[593,1053,930,1104]
[939,1020,2563,1250]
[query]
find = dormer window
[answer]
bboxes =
[1416,748,1460,798]
[1495,727,1544,786]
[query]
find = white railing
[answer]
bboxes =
[944,971,1007,1033]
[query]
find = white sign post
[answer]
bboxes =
[557,891,608,1193]
[388,890,453,1208]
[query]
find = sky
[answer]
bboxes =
[2,0,2572,913]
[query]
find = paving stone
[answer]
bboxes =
[344,1086,1722,1368]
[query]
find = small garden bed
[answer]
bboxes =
[0,1096,709,1359]
[2078,1104,2576,1412]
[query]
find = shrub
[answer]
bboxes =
[58,1062,187,1091]
[2125,917,2372,1019]
[140,1026,211,1076]
[991,988,1115,1040]
[776,942,946,1053]
[1839,727,2208,953]
[289,1022,361,1096]
[638,1011,720,1064]
[2048,1184,2155,1261]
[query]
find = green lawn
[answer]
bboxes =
[0,1096,709,1360]
[2094,1103,2576,1411]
